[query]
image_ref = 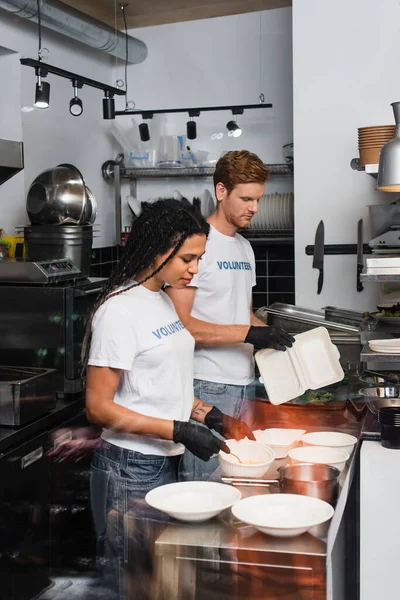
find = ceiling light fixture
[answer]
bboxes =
[34,69,50,109]
[186,109,200,140]
[21,58,125,119]
[103,90,115,120]
[33,0,50,109]
[69,79,83,116]
[226,108,243,138]
[138,112,153,142]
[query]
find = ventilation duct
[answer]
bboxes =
[0,0,147,64]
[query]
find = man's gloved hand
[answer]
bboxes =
[204,406,255,441]
[173,420,230,461]
[245,326,295,351]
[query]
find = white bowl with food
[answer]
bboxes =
[231,493,334,538]
[300,431,357,456]
[218,439,275,478]
[145,481,241,522]
[288,445,349,473]
[253,428,306,458]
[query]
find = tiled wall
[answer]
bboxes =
[90,246,120,278]
[252,243,295,310]
[90,242,295,309]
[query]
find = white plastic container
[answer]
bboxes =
[255,327,344,405]
[218,439,275,478]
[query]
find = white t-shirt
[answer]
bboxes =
[189,225,256,385]
[88,284,195,456]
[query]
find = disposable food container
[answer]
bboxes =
[255,327,344,405]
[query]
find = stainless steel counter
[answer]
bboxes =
[153,398,376,600]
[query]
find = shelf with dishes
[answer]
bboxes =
[361,342,400,362]
[120,163,293,179]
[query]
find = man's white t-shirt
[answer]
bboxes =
[189,225,256,385]
[88,284,195,456]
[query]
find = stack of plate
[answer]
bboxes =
[358,125,395,167]
[369,338,400,354]
[250,192,294,231]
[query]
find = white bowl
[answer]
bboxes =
[253,428,306,459]
[288,446,349,473]
[232,493,334,538]
[145,481,241,522]
[218,439,275,478]
[300,431,357,456]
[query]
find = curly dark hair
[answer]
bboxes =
[82,198,209,369]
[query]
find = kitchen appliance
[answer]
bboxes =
[0,277,105,396]
[0,258,81,284]
[312,220,325,294]
[357,219,364,291]
[0,138,24,185]
[0,365,56,426]
[24,224,93,278]
[376,102,400,192]
[0,431,51,600]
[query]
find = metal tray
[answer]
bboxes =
[256,303,359,334]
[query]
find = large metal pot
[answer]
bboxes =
[278,463,340,505]
[26,164,87,225]
[24,224,93,278]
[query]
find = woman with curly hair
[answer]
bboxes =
[84,198,253,599]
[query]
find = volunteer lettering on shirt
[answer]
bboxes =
[188,225,257,386]
[217,261,252,271]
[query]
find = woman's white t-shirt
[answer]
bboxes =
[88,284,195,456]
[189,225,257,385]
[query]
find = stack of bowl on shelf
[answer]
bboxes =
[358,125,395,167]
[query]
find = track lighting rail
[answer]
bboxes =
[115,103,271,117]
[20,58,126,96]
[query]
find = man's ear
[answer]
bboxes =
[215,182,227,203]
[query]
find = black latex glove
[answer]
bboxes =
[204,406,256,441]
[173,421,230,461]
[245,325,295,351]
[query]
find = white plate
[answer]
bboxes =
[369,339,400,349]
[200,189,216,218]
[145,481,241,522]
[232,493,334,538]
[253,428,306,458]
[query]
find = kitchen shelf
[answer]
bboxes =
[121,163,293,179]
[361,343,400,362]
[360,272,400,282]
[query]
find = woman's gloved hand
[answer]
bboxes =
[245,325,295,351]
[173,420,230,461]
[204,406,255,441]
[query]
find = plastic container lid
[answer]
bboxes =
[255,327,344,405]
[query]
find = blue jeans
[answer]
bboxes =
[179,378,255,482]
[90,440,179,600]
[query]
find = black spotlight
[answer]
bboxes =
[34,72,50,109]
[103,91,115,120]
[139,121,150,142]
[69,80,83,116]
[186,119,197,140]
[226,114,242,137]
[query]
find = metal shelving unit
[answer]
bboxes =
[122,163,293,179]
[360,343,400,362]
[101,158,294,245]
[361,273,400,282]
